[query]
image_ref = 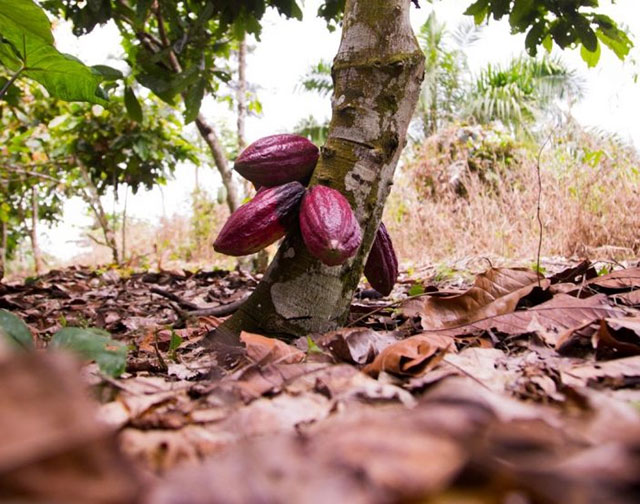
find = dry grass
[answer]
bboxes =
[385,125,640,269]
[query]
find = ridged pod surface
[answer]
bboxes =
[234,134,319,187]
[299,185,362,266]
[364,222,399,296]
[214,182,305,256]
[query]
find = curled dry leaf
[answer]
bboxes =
[363,333,455,377]
[586,267,640,291]
[240,331,305,365]
[402,267,547,330]
[548,259,596,284]
[592,318,640,359]
[614,289,640,307]
[316,327,401,364]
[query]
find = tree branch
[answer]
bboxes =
[131,15,241,212]
[3,165,67,184]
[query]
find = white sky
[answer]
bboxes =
[43,0,640,260]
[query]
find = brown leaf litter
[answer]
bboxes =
[1,259,640,503]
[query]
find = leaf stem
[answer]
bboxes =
[0,64,24,100]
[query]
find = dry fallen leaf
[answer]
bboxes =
[402,267,546,329]
[363,333,455,377]
[586,267,640,291]
[416,293,625,347]
[143,397,484,504]
[614,289,640,307]
[561,355,640,388]
[0,352,141,504]
[592,317,640,359]
[240,331,306,364]
[316,327,401,364]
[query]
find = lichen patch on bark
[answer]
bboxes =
[270,272,345,326]
[345,160,377,220]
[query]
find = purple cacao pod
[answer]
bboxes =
[364,222,399,296]
[234,134,319,187]
[213,181,305,256]
[299,185,362,266]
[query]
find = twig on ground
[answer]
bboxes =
[150,286,201,310]
[162,295,251,321]
[185,297,249,317]
[346,291,435,328]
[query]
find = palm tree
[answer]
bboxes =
[298,60,333,97]
[465,55,584,135]
[413,14,481,139]
[296,17,582,143]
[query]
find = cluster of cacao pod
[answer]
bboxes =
[213,134,398,295]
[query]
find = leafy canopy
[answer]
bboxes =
[41,0,344,123]
[463,0,633,67]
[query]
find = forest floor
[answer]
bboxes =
[1,258,640,503]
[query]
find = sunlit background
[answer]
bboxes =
[36,0,640,262]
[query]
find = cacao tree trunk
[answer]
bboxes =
[215,0,424,342]
[30,187,44,275]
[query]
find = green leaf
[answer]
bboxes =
[596,27,632,61]
[0,0,53,46]
[408,283,425,296]
[0,0,106,103]
[509,0,536,31]
[26,50,107,103]
[580,40,601,68]
[573,15,598,52]
[524,22,545,56]
[542,34,553,53]
[183,77,206,124]
[50,327,128,377]
[124,85,143,122]
[136,0,154,22]
[489,0,510,20]
[92,64,124,80]
[306,335,324,355]
[169,331,183,352]
[550,19,575,49]
[464,0,490,24]
[0,309,33,350]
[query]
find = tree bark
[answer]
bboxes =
[134,14,242,215]
[30,187,44,275]
[121,186,128,264]
[78,163,119,264]
[236,36,248,152]
[234,35,269,271]
[195,115,241,213]
[0,219,6,282]
[214,0,424,342]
